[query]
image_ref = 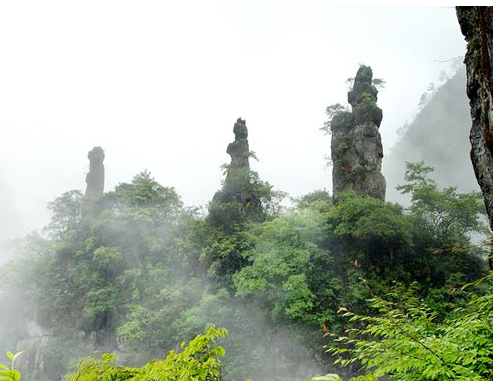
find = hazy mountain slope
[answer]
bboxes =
[384,68,479,204]
[0,171,23,263]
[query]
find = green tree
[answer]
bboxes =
[233,209,331,322]
[397,161,488,249]
[2,170,204,379]
[321,103,349,134]
[325,193,412,273]
[46,190,84,238]
[208,168,282,232]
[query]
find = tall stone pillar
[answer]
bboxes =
[331,65,386,200]
[85,146,105,200]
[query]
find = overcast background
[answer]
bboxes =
[0,4,467,250]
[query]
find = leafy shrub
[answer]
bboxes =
[67,326,227,381]
[0,351,23,381]
[327,275,493,381]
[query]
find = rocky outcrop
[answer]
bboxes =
[15,319,117,379]
[331,65,386,200]
[457,7,493,233]
[15,320,54,379]
[85,146,105,200]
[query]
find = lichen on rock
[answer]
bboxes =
[330,65,386,200]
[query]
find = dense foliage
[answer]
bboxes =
[328,276,493,380]
[0,161,491,380]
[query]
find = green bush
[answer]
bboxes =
[67,326,227,381]
[0,351,23,381]
[327,275,493,380]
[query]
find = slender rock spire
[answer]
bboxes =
[211,118,257,220]
[85,146,105,200]
[225,118,250,183]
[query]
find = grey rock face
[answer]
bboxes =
[16,319,108,380]
[85,146,105,200]
[16,320,53,379]
[331,66,386,200]
[457,7,493,232]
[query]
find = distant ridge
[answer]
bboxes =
[384,67,479,204]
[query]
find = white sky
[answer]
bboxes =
[0,4,466,234]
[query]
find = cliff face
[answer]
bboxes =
[15,319,112,380]
[331,65,386,200]
[85,146,105,200]
[457,7,493,231]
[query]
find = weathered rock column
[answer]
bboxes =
[225,118,250,182]
[213,118,251,204]
[457,7,493,232]
[85,146,105,200]
[331,65,386,200]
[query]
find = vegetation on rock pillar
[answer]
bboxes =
[210,118,261,222]
[324,65,386,201]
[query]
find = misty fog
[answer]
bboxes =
[0,172,23,263]
[0,5,466,254]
